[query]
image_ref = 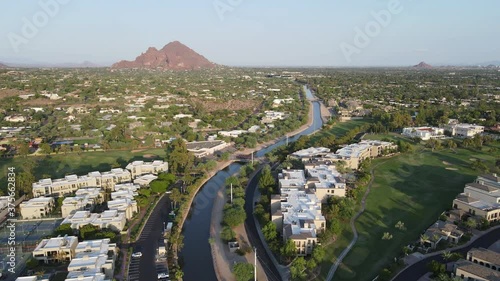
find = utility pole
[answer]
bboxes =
[251,152,254,165]
[254,247,257,281]
[230,183,233,204]
[286,135,289,146]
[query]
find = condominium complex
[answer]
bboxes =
[61,210,127,232]
[19,197,55,219]
[61,188,104,218]
[452,174,500,222]
[32,169,131,198]
[292,140,396,170]
[305,165,346,202]
[447,123,484,138]
[271,189,325,256]
[125,160,168,178]
[32,235,79,264]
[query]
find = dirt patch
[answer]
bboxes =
[446,167,458,171]
[130,149,144,153]
[442,161,452,166]
[0,89,29,99]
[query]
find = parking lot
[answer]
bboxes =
[127,254,142,281]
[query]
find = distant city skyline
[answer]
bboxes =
[0,0,499,67]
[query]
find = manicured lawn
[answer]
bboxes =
[331,140,499,281]
[0,148,166,189]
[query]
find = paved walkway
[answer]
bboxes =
[325,158,392,281]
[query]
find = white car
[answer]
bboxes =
[158,272,169,279]
[132,252,142,258]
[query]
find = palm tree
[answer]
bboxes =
[420,234,429,245]
[442,250,452,261]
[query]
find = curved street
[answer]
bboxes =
[244,167,284,281]
[392,226,500,281]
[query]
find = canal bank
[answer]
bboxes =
[180,85,325,281]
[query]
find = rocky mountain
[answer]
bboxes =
[413,61,432,68]
[112,41,216,70]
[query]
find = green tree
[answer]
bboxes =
[262,221,277,242]
[223,207,246,227]
[233,262,254,281]
[427,260,445,276]
[220,226,236,242]
[258,165,275,194]
[312,246,325,263]
[170,188,182,208]
[281,239,297,261]
[39,143,52,155]
[166,139,194,174]
[54,224,74,236]
[290,257,307,280]
[150,180,167,194]
[18,142,30,157]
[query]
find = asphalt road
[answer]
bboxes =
[392,227,500,281]
[128,194,171,281]
[244,168,283,281]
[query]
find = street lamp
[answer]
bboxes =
[254,247,257,281]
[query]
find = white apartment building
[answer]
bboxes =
[402,127,445,140]
[16,277,48,281]
[133,174,158,187]
[125,160,168,178]
[107,198,138,219]
[306,165,346,202]
[19,197,55,219]
[64,273,107,281]
[447,123,484,138]
[61,210,127,232]
[271,189,325,256]
[66,239,117,280]
[32,169,131,198]
[0,196,10,210]
[67,255,113,280]
[100,169,132,191]
[33,235,79,263]
[61,188,104,218]
[278,169,306,189]
[291,147,331,161]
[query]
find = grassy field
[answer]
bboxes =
[310,119,372,142]
[331,136,499,281]
[0,148,166,190]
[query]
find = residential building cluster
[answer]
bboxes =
[291,140,396,170]
[27,236,117,281]
[20,161,167,232]
[453,247,500,280]
[271,165,345,256]
[452,174,500,223]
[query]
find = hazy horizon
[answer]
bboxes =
[1,1,499,67]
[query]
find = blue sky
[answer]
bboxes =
[0,0,499,66]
